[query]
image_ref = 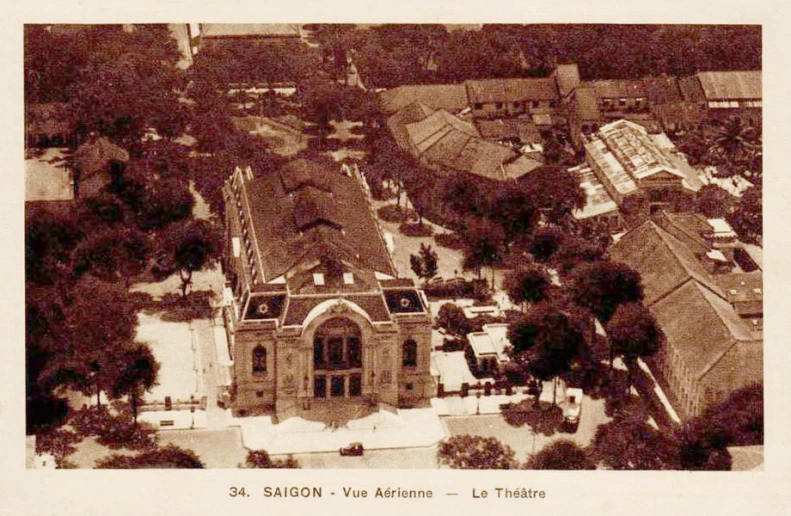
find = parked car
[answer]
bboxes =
[339,442,364,456]
[562,388,583,432]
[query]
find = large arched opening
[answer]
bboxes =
[312,317,363,399]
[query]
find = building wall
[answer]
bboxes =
[471,99,554,119]
[230,299,433,418]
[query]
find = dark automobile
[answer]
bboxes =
[339,442,364,456]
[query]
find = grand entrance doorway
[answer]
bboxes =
[313,317,363,399]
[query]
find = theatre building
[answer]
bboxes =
[221,160,433,420]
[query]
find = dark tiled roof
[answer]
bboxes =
[379,278,417,288]
[574,87,601,120]
[678,76,707,103]
[378,84,469,115]
[282,294,392,326]
[590,80,646,99]
[642,76,684,105]
[474,118,543,144]
[466,78,558,104]
[242,159,394,280]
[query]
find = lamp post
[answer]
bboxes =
[476,391,481,415]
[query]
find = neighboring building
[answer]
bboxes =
[466,78,559,119]
[72,135,130,199]
[679,70,762,124]
[569,164,623,232]
[378,84,469,116]
[589,79,649,118]
[580,119,702,224]
[551,63,581,100]
[388,106,543,182]
[567,87,602,146]
[466,323,511,377]
[199,23,303,44]
[610,218,762,420]
[221,160,433,420]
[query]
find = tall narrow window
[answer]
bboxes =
[252,346,267,373]
[314,338,324,368]
[403,339,418,367]
[348,336,362,368]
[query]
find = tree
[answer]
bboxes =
[437,303,471,337]
[71,228,150,289]
[440,175,488,219]
[695,184,735,218]
[110,344,160,425]
[487,183,538,249]
[410,243,439,285]
[68,27,187,146]
[26,207,84,285]
[437,435,516,469]
[520,166,586,224]
[605,303,663,387]
[159,220,221,297]
[678,383,762,470]
[365,136,416,209]
[527,227,564,263]
[503,265,551,310]
[460,216,506,284]
[59,277,139,408]
[507,303,585,405]
[570,261,644,323]
[95,444,204,469]
[588,414,681,470]
[525,439,595,470]
[243,450,300,469]
[727,185,762,245]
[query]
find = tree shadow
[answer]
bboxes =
[133,291,214,322]
[501,400,563,436]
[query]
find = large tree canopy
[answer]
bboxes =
[570,261,644,323]
[525,439,595,470]
[437,435,516,469]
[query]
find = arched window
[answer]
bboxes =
[252,346,267,373]
[402,339,418,367]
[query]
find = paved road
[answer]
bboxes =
[289,445,439,469]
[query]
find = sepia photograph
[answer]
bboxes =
[22,22,766,474]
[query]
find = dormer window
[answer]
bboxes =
[313,273,325,286]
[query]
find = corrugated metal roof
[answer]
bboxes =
[697,71,761,100]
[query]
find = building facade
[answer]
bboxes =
[610,218,762,420]
[221,160,433,420]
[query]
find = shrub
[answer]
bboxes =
[434,232,463,250]
[399,222,434,237]
[377,204,415,223]
[437,303,472,336]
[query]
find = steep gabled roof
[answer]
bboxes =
[609,220,725,304]
[652,280,758,380]
[386,102,435,150]
[242,160,394,280]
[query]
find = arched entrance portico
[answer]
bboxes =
[312,317,364,400]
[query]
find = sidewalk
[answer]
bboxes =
[237,408,446,456]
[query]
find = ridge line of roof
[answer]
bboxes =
[642,219,727,302]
